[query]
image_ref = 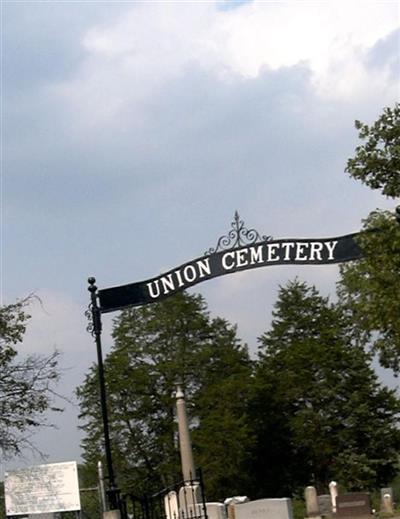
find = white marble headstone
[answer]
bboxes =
[205,503,227,519]
[179,484,201,507]
[165,491,179,519]
[234,498,294,519]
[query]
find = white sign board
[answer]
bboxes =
[5,461,81,516]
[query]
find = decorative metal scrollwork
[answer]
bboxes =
[86,276,102,337]
[205,211,272,255]
[85,304,95,337]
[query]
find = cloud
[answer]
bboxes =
[21,291,88,355]
[365,28,400,79]
[6,1,398,213]
[5,1,397,302]
[4,0,399,470]
[48,0,399,119]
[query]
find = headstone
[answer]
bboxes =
[165,491,179,519]
[179,484,202,519]
[224,497,250,506]
[103,512,121,519]
[206,503,227,519]
[335,493,372,517]
[317,495,332,517]
[224,497,249,519]
[305,486,321,518]
[382,493,394,515]
[227,503,236,519]
[234,498,294,519]
[329,482,338,514]
[381,487,394,507]
[179,484,201,506]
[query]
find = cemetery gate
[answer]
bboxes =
[87,209,400,514]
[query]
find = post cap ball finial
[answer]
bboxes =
[87,277,97,293]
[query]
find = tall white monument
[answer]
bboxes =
[175,384,196,482]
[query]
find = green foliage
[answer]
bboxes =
[0,298,61,457]
[77,292,252,499]
[251,280,400,495]
[338,210,400,372]
[192,317,254,499]
[78,283,400,499]
[292,497,306,519]
[62,486,101,519]
[345,104,400,197]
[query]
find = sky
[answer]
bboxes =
[1,0,399,477]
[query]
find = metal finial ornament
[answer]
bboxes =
[205,211,272,255]
[88,277,97,291]
[86,277,101,336]
[85,304,95,336]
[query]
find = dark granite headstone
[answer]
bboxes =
[336,493,372,517]
[317,494,332,517]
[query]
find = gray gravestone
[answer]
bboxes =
[305,486,320,517]
[381,493,394,514]
[317,495,332,517]
[234,498,293,519]
[206,503,227,519]
[336,493,372,517]
[329,482,338,514]
[103,512,121,519]
[381,487,394,499]
[381,487,394,506]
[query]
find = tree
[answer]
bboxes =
[0,298,61,457]
[192,316,254,499]
[77,292,253,499]
[345,104,400,197]
[250,280,400,495]
[338,210,400,372]
[340,104,400,371]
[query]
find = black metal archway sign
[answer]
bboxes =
[98,212,362,313]
[88,208,398,515]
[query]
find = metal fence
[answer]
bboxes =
[121,472,208,519]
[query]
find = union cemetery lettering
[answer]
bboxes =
[99,234,361,312]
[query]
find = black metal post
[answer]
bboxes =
[197,468,208,519]
[87,277,121,511]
